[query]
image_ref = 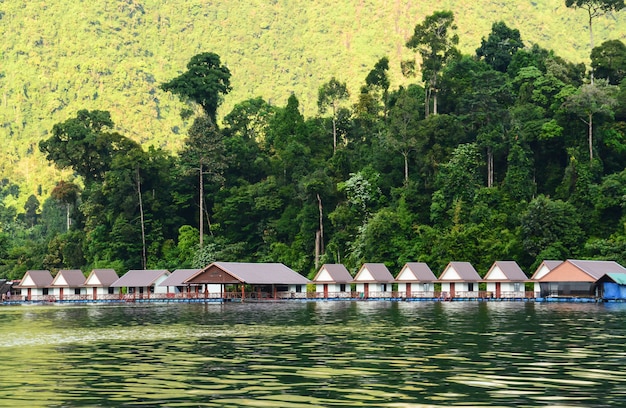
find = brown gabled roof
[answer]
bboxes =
[111,270,170,287]
[396,262,437,282]
[312,264,353,283]
[186,262,310,285]
[16,270,53,288]
[483,261,528,281]
[438,262,481,282]
[84,269,119,287]
[354,263,395,283]
[159,269,202,286]
[50,269,86,287]
[530,260,563,280]
[539,260,626,283]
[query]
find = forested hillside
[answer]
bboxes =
[1,1,626,281]
[1,0,625,203]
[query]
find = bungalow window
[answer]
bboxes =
[381,283,387,292]
[295,285,302,293]
[42,288,49,295]
[74,288,81,295]
[339,284,346,292]
[468,283,474,292]
[513,283,521,292]
[423,283,430,292]
[108,287,115,295]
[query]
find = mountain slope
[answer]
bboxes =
[1,0,625,205]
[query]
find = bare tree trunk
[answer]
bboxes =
[403,152,409,184]
[317,193,324,255]
[587,113,593,163]
[487,147,493,187]
[66,203,71,232]
[315,231,321,270]
[332,103,337,154]
[136,167,147,270]
[199,162,204,248]
[589,10,595,85]
[424,88,430,117]
[433,91,438,115]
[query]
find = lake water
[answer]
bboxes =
[1,301,626,407]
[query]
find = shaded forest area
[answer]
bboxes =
[1,6,626,279]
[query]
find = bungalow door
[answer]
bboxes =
[406,283,411,298]
[495,282,501,298]
[323,284,328,298]
[364,283,369,298]
[93,287,97,300]
[450,282,455,298]
[59,287,64,301]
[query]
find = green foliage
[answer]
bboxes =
[160,52,232,124]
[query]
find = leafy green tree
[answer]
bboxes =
[386,86,421,183]
[520,194,584,258]
[476,21,525,72]
[565,0,625,82]
[160,52,232,124]
[181,116,227,246]
[318,77,350,153]
[562,80,618,161]
[40,110,140,183]
[50,180,81,232]
[22,194,40,228]
[406,10,460,116]
[365,57,391,118]
[591,40,626,85]
[430,143,482,226]
[502,142,535,202]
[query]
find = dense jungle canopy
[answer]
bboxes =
[1,1,626,279]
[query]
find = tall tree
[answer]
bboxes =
[562,80,618,161]
[365,57,391,118]
[318,77,350,153]
[591,40,626,85]
[406,10,460,116]
[50,181,81,232]
[160,52,232,124]
[40,110,139,184]
[181,116,226,247]
[565,0,625,83]
[476,21,525,73]
[386,87,421,183]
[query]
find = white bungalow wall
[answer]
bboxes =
[486,282,524,296]
[153,274,170,294]
[315,283,347,293]
[396,267,417,281]
[315,268,333,282]
[486,267,507,280]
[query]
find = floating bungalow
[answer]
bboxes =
[530,260,562,298]
[353,263,395,299]
[438,262,482,299]
[84,269,119,300]
[49,269,86,301]
[395,262,437,298]
[15,270,54,301]
[483,261,528,299]
[537,260,626,298]
[312,264,353,299]
[159,269,217,298]
[111,269,171,299]
[184,262,310,300]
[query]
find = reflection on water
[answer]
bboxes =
[1,301,626,406]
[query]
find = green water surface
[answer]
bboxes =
[1,301,625,407]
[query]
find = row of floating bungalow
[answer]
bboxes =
[3,259,626,304]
